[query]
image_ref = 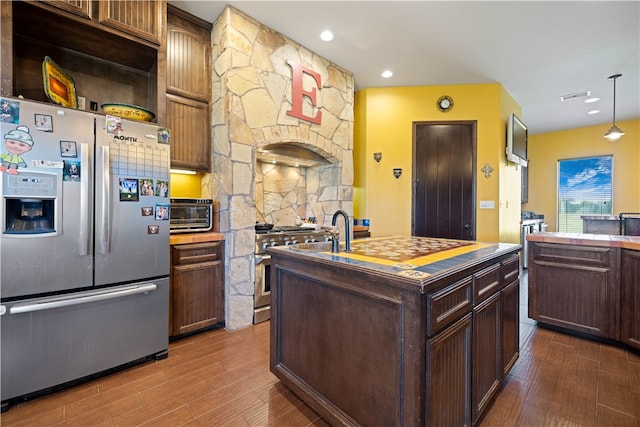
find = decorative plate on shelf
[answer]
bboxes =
[42,56,78,108]
[101,103,156,122]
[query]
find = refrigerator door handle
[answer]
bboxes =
[9,284,158,314]
[100,145,111,254]
[79,142,90,255]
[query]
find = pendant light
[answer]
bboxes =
[604,74,624,142]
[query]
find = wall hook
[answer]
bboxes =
[393,168,402,179]
[373,152,382,162]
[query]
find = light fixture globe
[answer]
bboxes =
[604,74,624,142]
[604,124,624,142]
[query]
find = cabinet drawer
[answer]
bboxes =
[427,277,473,336]
[501,254,520,285]
[532,243,613,267]
[473,263,501,305]
[172,242,222,265]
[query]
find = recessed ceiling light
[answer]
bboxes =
[584,97,600,103]
[381,70,393,78]
[587,110,600,115]
[320,30,334,41]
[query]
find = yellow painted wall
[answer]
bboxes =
[353,89,367,220]
[354,84,521,243]
[524,118,640,231]
[169,173,202,198]
[498,87,523,244]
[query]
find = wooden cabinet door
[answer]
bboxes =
[98,0,164,44]
[472,291,501,425]
[501,278,520,376]
[529,243,619,339]
[167,11,210,102]
[621,250,640,350]
[41,0,92,19]
[426,313,472,427]
[167,94,210,171]
[170,242,224,336]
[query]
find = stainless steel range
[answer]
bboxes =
[254,226,332,324]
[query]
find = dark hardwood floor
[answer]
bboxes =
[2,271,638,426]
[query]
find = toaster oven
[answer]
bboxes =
[169,198,213,233]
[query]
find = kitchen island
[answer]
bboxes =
[268,236,521,427]
[526,232,640,351]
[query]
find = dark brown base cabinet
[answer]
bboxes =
[622,250,640,350]
[529,241,639,351]
[170,242,224,337]
[269,247,520,427]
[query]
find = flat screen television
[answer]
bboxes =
[506,113,528,167]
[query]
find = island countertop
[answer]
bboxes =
[526,231,640,250]
[268,235,520,291]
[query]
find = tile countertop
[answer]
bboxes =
[170,232,225,245]
[580,215,619,220]
[526,232,640,251]
[268,235,521,286]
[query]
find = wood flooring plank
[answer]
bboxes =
[62,372,165,420]
[477,376,528,426]
[0,381,97,426]
[0,405,64,427]
[563,354,599,389]
[267,401,324,427]
[596,404,637,427]
[597,370,636,416]
[558,378,597,427]
[631,361,640,395]
[243,383,307,426]
[571,335,602,362]
[140,377,213,412]
[110,380,210,426]
[62,394,144,426]
[138,404,196,427]
[515,397,562,426]
[190,392,263,426]
[96,361,165,392]
[188,369,277,418]
[600,345,632,377]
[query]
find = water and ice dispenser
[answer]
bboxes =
[2,171,61,236]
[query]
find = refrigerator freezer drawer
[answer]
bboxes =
[0,278,169,403]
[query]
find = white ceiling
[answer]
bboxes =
[168,1,640,136]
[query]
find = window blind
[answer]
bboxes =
[557,156,613,233]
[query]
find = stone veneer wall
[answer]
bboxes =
[204,6,354,330]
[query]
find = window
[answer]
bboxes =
[558,156,613,232]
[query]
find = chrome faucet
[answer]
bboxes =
[331,210,351,252]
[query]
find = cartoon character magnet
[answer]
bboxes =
[1,125,34,175]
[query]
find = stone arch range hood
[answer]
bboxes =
[257,142,333,168]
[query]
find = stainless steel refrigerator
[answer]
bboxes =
[0,98,171,408]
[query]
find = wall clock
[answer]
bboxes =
[437,95,454,112]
